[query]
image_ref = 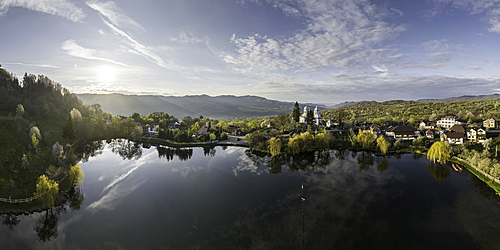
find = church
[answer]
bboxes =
[299,106,322,125]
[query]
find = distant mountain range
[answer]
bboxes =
[417,94,500,103]
[77,93,326,118]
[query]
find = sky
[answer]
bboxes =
[0,0,499,104]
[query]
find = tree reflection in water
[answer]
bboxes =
[32,185,85,242]
[427,162,450,183]
[376,157,388,173]
[73,140,105,163]
[203,146,216,157]
[357,151,375,172]
[109,139,142,160]
[157,146,193,161]
[1,214,20,230]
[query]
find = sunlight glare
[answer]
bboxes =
[97,66,116,83]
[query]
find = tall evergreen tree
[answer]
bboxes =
[292,101,300,122]
[63,113,75,140]
[306,109,314,125]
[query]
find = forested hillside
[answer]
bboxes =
[322,99,500,126]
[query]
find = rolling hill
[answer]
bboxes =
[77,93,326,118]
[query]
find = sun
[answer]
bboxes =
[97,66,116,83]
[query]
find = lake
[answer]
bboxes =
[2,139,500,249]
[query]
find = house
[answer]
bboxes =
[425,130,434,139]
[227,124,239,135]
[299,106,322,125]
[436,114,463,129]
[483,118,496,129]
[419,121,435,130]
[196,125,209,136]
[363,124,380,134]
[386,125,418,140]
[168,122,180,129]
[326,119,341,128]
[446,132,465,144]
[467,127,486,143]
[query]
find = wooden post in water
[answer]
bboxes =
[301,182,305,247]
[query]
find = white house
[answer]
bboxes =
[436,114,463,129]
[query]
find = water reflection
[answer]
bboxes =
[157,146,193,161]
[427,162,451,183]
[3,142,500,249]
[109,139,142,160]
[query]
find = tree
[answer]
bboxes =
[16,103,24,117]
[376,136,389,155]
[31,133,39,149]
[70,108,82,123]
[133,126,142,139]
[63,113,75,140]
[334,108,349,128]
[68,164,85,187]
[427,141,450,163]
[268,138,282,156]
[35,175,59,208]
[273,113,290,133]
[292,101,300,122]
[357,129,376,149]
[306,109,314,125]
[30,126,42,140]
[209,133,216,142]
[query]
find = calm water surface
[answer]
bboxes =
[2,140,500,249]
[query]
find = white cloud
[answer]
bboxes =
[424,0,500,32]
[0,0,85,22]
[489,18,500,33]
[372,64,389,77]
[225,0,407,73]
[86,0,145,31]
[61,39,129,66]
[170,31,207,43]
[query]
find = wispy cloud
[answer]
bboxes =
[170,31,207,43]
[423,0,500,32]
[61,39,129,66]
[225,0,407,73]
[3,62,63,68]
[100,17,174,70]
[0,0,85,22]
[86,0,145,31]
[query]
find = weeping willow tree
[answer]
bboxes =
[376,136,389,155]
[268,138,282,156]
[427,141,451,163]
[35,175,59,208]
[68,164,85,187]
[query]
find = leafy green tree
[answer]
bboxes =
[334,108,349,128]
[292,101,300,122]
[63,113,75,140]
[31,133,39,149]
[16,103,24,117]
[209,133,216,142]
[357,129,376,149]
[35,175,59,208]
[268,138,282,156]
[273,113,290,133]
[70,108,82,123]
[427,141,450,163]
[376,136,389,155]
